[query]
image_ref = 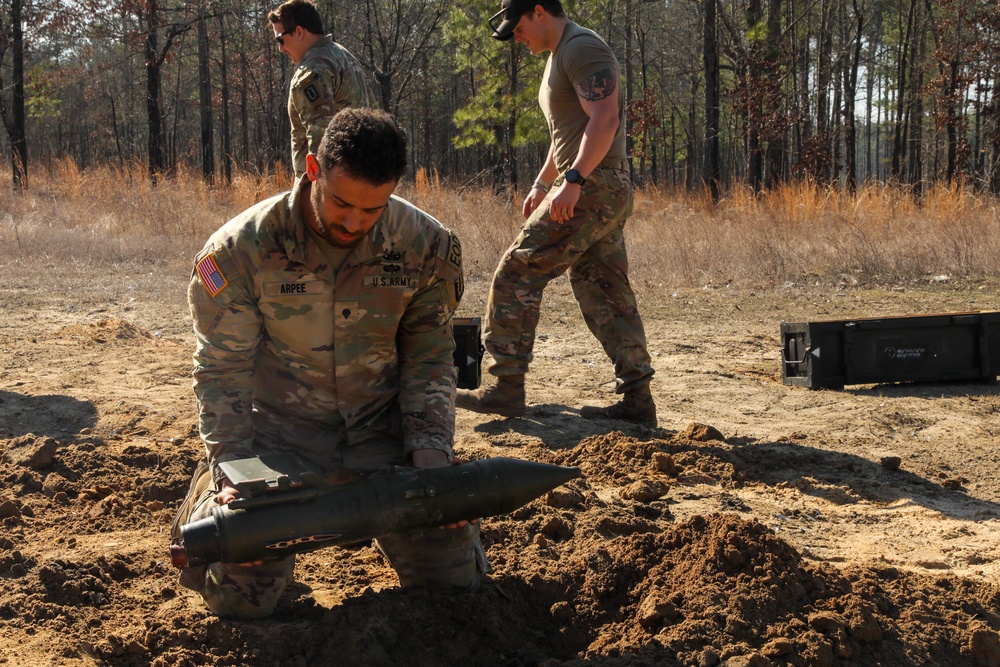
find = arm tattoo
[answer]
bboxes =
[575,68,617,102]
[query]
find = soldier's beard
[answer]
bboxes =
[322,223,364,247]
[308,188,363,248]
[316,213,364,248]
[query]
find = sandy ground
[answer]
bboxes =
[1,266,1000,666]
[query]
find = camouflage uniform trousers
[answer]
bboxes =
[171,435,487,620]
[484,166,655,392]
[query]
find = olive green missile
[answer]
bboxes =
[170,456,582,569]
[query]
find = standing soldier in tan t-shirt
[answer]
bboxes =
[457,0,656,425]
[269,0,373,178]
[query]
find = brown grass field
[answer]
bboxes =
[5,160,1000,291]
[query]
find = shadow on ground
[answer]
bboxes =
[0,390,97,439]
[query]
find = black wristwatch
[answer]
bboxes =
[564,169,586,186]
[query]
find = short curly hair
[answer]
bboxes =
[267,0,323,36]
[315,108,408,185]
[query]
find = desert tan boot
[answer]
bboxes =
[580,385,657,426]
[455,375,526,417]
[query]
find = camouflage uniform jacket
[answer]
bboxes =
[189,177,464,479]
[289,36,373,177]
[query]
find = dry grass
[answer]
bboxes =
[0,160,292,303]
[628,180,1000,288]
[2,160,285,270]
[3,161,1000,302]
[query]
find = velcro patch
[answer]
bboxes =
[196,253,229,297]
[304,84,319,103]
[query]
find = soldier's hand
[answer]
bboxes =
[411,448,449,469]
[215,476,241,505]
[411,450,479,529]
[523,187,547,218]
[215,477,264,565]
[548,183,581,224]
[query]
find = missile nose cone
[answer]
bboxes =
[478,458,583,515]
[508,458,582,487]
[562,464,583,483]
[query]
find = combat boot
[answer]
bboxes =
[456,375,526,417]
[580,385,657,426]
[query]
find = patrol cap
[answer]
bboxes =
[488,0,537,41]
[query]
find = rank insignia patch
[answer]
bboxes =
[196,253,229,297]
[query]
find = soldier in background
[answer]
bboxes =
[172,108,484,620]
[456,0,656,425]
[269,0,373,178]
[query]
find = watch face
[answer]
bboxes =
[566,169,584,184]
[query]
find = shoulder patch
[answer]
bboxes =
[439,231,464,305]
[196,252,229,297]
[304,84,319,103]
[445,234,462,272]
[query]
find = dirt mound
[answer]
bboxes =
[549,429,741,491]
[3,427,1000,667]
[55,319,157,346]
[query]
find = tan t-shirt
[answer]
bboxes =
[538,22,627,173]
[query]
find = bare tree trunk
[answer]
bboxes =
[891,0,917,181]
[635,5,651,184]
[687,80,698,190]
[3,0,29,190]
[504,44,519,192]
[109,95,124,168]
[624,0,635,183]
[815,0,833,183]
[744,0,763,191]
[876,69,883,182]
[703,0,721,200]
[419,52,432,171]
[864,15,882,183]
[218,13,233,184]
[843,0,865,192]
[991,75,1000,194]
[145,0,165,183]
[945,60,959,184]
[764,0,784,187]
[670,110,676,188]
[197,15,214,182]
[238,45,250,167]
[169,40,185,174]
[906,0,925,195]
[832,58,842,185]
[974,80,983,182]
[791,16,810,180]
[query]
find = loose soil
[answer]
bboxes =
[2,269,999,666]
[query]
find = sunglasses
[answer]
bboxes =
[273,27,296,45]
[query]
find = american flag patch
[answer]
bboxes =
[196,253,229,297]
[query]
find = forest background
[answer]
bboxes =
[1,0,999,200]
